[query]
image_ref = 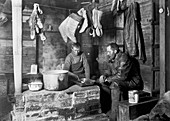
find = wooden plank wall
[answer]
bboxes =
[0,17,36,74]
[0,6,68,74]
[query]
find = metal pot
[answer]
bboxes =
[43,70,68,91]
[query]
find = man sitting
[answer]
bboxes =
[63,42,90,87]
[98,43,144,118]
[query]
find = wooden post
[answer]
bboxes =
[159,0,166,97]
[12,0,22,95]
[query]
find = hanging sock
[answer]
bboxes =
[92,8,98,29]
[77,8,88,33]
[92,8,103,37]
[111,0,118,11]
[0,12,8,26]
[92,28,96,37]
[29,3,46,42]
[29,7,37,39]
[39,32,46,44]
[96,10,103,37]
[97,10,103,29]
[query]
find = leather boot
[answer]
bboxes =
[110,83,120,121]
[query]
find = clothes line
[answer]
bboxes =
[26,2,79,11]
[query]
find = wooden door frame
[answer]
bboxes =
[12,0,23,95]
[159,0,166,97]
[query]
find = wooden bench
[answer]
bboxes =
[117,96,158,121]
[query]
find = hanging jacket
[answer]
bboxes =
[123,2,147,63]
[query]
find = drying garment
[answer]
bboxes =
[111,0,127,16]
[92,8,103,37]
[123,2,146,63]
[0,13,8,26]
[59,13,83,43]
[29,3,46,42]
[59,17,69,43]
[83,3,98,35]
[111,0,126,11]
[111,0,118,11]
[77,8,88,33]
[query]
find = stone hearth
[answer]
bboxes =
[11,85,110,121]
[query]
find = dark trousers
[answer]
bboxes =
[95,82,112,113]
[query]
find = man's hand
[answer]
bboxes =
[99,75,106,83]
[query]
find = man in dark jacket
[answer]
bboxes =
[63,42,90,86]
[98,43,143,117]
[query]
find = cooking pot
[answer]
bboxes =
[43,70,68,91]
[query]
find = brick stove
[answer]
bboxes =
[11,85,110,121]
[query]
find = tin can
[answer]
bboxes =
[128,90,139,104]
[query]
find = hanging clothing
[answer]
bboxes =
[83,3,98,36]
[111,0,127,16]
[123,2,147,63]
[77,8,88,33]
[29,3,46,42]
[92,8,103,37]
[59,13,83,43]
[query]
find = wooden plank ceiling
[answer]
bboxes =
[0,0,94,10]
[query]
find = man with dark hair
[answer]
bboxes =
[98,42,143,118]
[63,42,90,86]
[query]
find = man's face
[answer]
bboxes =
[106,45,117,61]
[106,45,114,57]
[72,46,80,56]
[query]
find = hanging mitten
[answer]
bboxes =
[58,17,70,43]
[77,8,88,33]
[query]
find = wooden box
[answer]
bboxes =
[118,97,158,121]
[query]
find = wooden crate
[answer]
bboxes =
[118,97,158,121]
